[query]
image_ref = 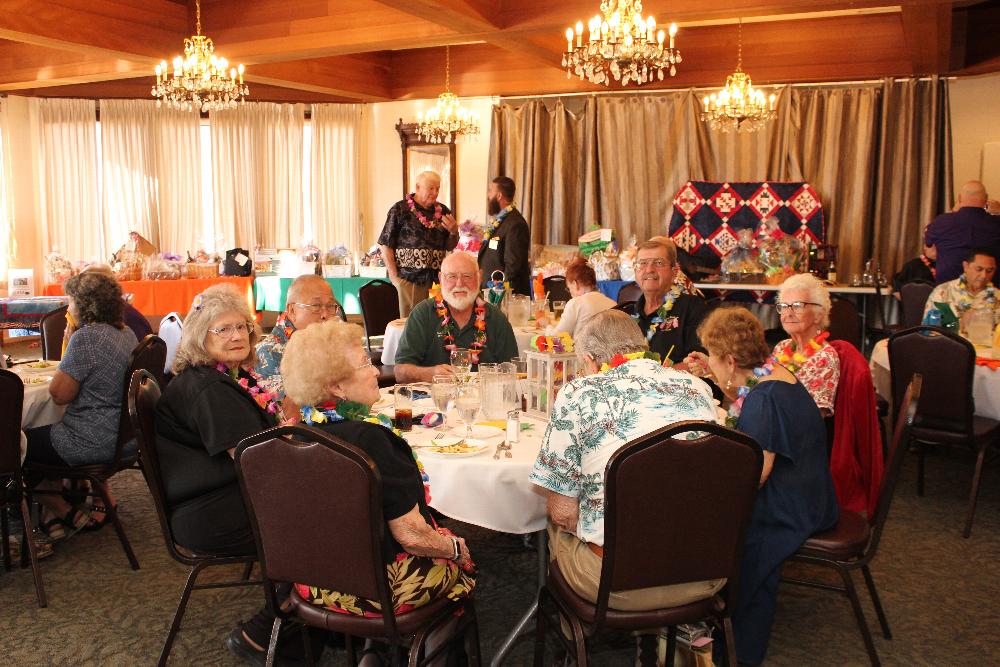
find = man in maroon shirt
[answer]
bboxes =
[924,180,1000,284]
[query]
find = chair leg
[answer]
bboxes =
[568,614,588,667]
[95,479,140,569]
[839,567,881,667]
[265,617,282,667]
[861,565,892,639]
[19,498,47,608]
[916,442,925,497]
[533,591,549,667]
[638,634,658,667]
[345,635,357,667]
[463,602,483,667]
[301,623,315,667]
[158,562,206,667]
[722,618,737,667]
[963,444,989,539]
[664,627,677,667]
[1,505,10,571]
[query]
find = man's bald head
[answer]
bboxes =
[441,251,478,275]
[286,275,340,329]
[959,180,988,208]
[287,274,332,304]
[415,171,442,207]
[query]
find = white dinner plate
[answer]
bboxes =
[418,438,491,458]
[451,424,504,439]
[20,361,58,372]
[22,375,52,385]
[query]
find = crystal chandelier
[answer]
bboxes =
[416,47,480,144]
[700,20,776,132]
[562,0,680,87]
[151,0,248,112]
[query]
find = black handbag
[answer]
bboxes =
[223,248,253,276]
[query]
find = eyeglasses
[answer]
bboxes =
[291,302,343,316]
[635,259,671,269]
[441,272,478,283]
[356,357,375,371]
[207,321,254,338]
[775,301,822,315]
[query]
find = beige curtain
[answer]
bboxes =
[310,103,369,254]
[30,98,104,262]
[0,97,15,282]
[99,99,202,254]
[490,80,951,277]
[211,102,304,250]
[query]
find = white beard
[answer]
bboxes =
[444,288,478,311]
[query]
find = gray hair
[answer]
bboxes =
[777,272,832,328]
[173,284,260,374]
[575,309,648,366]
[281,320,366,407]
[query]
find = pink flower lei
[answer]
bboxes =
[215,362,282,418]
[406,193,444,229]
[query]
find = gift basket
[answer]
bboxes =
[359,245,388,278]
[755,218,805,285]
[720,229,765,283]
[619,236,638,282]
[589,245,621,281]
[300,241,321,276]
[578,227,614,257]
[184,250,221,279]
[44,248,77,285]
[146,253,183,280]
[322,245,353,278]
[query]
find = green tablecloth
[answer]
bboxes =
[254,276,375,315]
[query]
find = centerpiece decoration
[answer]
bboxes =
[525,333,579,420]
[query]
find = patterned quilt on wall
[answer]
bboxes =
[668,180,826,304]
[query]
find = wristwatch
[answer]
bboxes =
[448,536,461,561]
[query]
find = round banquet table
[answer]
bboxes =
[380,319,544,366]
[11,365,65,460]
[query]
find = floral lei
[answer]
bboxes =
[956,275,996,314]
[726,360,774,428]
[215,363,282,418]
[434,291,487,364]
[632,284,683,341]
[483,203,515,241]
[772,330,830,375]
[406,193,444,230]
[598,351,661,373]
[300,399,432,505]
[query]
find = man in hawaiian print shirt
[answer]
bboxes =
[924,247,999,327]
[256,275,343,404]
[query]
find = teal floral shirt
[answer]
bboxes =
[254,314,297,399]
[529,358,719,546]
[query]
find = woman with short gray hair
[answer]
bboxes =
[530,308,722,612]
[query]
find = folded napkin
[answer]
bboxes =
[420,412,445,428]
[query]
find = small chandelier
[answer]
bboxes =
[701,20,776,132]
[416,46,480,144]
[562,0,680,87]
[151,0,248,112]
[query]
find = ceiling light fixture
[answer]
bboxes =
[700,19,776,132]
[415,46,480,144]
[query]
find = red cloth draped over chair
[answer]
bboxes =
[829,339,884,517]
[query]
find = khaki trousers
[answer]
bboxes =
[547,523,726,611]
[392,277,430,318]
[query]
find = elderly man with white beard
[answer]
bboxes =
[394,252,519,383]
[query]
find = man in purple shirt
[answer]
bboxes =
[924,180,1000,284]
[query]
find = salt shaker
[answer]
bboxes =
[506,409,520,443]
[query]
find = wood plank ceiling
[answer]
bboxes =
[0,0,998,103]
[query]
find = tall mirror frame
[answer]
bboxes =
[396,119,458,212]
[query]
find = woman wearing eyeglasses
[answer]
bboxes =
[771,273,840,415]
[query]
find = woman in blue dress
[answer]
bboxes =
[688,306,839,665]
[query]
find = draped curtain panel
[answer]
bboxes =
[0,98,15,281]
[99,99,202,254]
[310,103,369,254]
[30,98,104,262]
[489,79,951,276]
[211,102,304,250]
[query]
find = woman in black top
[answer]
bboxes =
[280,319,476,616]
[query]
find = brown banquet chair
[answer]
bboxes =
[39,305,68,361]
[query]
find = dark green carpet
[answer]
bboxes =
[2,447,998,666]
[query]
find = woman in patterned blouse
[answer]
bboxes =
[772,273,840,415]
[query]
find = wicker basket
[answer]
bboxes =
[183,262,219,279]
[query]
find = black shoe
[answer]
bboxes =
[226,626,316,667]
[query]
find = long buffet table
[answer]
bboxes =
[44,276,254,316]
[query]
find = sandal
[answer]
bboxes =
[82,500,114,532]
[39,514,67,542]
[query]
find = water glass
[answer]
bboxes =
[431,375,457,431]
[450,348,472,382]
[454,382,481,439]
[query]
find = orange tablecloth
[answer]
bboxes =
[44,277,254,316]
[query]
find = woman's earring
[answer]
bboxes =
[725,376,733,392]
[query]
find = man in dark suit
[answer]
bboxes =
[478,176,531,296]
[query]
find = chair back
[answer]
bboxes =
[40,305,68,361]
[542,276,571,303]
[235,425,401,638]
[616,282,642,304]
[157,312,184,375]
[888,327,974,436]
[595,421,763,628]
[115,335,167,462]
[0,369,25,481]
[899,282,934,329]
[866,376,921,554]
[828,296,862,350]
[358,280,400,353]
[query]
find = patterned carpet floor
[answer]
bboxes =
[2,444,998,666]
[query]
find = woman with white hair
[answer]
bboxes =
[530,309,722,611]
[772,273,840,415]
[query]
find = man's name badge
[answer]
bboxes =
[489,238,499,250]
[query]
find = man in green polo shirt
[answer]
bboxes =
[395,252,519,383]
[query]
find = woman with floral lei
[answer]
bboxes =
[280,319,476,622]
[156,285,317,663]
[688,307,838,667]
[771,272,840,415]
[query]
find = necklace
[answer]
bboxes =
[920,254,936,280]
[726,361,774,428]
[406,194,444,229]
[435,294,487,363]
[215,363,282,418]
[483,203,515,241]
[956,275,996,314]
[632,284,683,341]
[300,399,433,505]
[772,331,830,375]
[598,351,661,373]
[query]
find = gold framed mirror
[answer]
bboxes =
[396,119,457,211]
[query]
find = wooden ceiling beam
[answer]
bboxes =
[373,0,501,34]
[901,4,953,74]
[247,55,394,102]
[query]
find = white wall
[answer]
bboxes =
[365,97,494,249]
[949,72,1000,198]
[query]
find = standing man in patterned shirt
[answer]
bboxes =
[378,171,460,316]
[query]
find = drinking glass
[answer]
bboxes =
[552,300,566,320]
[450,348,473,382]
[454,382,481,440]
[393,385,413,432]
[431,375,457,431]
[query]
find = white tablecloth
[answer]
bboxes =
[12,366,65,460]
[381,389,547,534]
[381,319,544,365]
[869,338,1000,420]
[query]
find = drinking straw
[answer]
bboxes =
[663,344,675,366]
